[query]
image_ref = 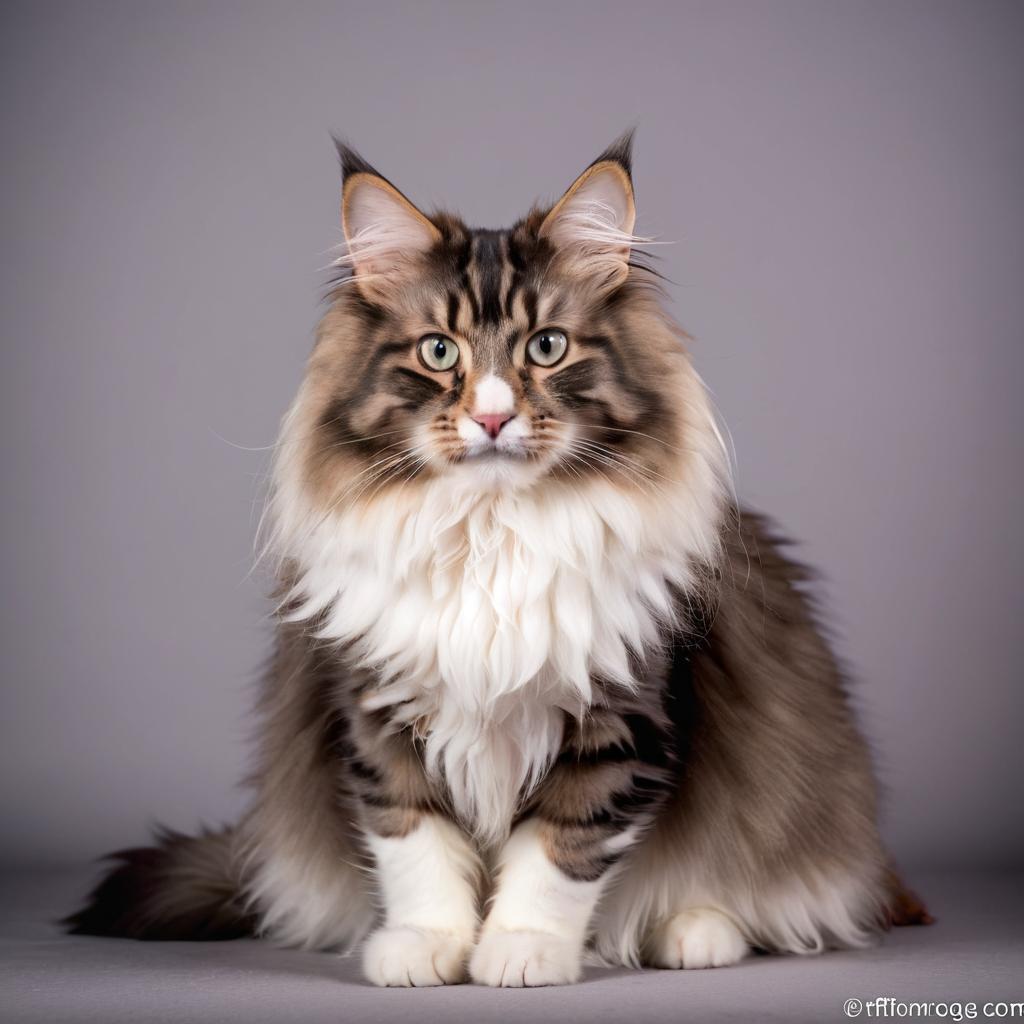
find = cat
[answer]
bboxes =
[66,132,930,986]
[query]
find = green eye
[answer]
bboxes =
[526,328,568,367]
[418,334,459,372]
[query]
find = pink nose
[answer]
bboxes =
[472,412,514,439]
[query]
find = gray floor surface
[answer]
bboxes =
[1,869,1021,1023]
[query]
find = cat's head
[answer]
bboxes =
[284,133,717,511]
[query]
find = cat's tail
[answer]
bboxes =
[886,868,934,927]
[63,824,257,940]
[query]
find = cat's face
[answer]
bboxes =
[297,136,698,506]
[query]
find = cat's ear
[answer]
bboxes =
[335,140,440,298]
[540,131,637,292]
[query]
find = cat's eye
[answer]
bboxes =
[417,334,460,372]
[526,328,568,368]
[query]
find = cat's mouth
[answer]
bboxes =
[443,436,561,488]
[454,444,531,463]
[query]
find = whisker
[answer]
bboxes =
[560,448,622,494]
[359,447,430,506]
[336,447,427,510]
[543,418,698,458]
[568,437,680,487]
[563,440,668,498]
[319,427,413,454]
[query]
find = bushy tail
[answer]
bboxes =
[64,825,257,940]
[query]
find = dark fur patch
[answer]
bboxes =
[64,826,255,940]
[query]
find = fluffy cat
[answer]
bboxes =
[67,133,929,986]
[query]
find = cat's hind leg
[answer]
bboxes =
[643,907,749,969]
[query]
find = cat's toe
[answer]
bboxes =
[646,908,748,969]
[362,926,470,986]
[469,929,581,987]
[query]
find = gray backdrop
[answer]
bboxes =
[2,0,1022,871]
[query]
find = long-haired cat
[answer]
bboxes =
[67,133,930,986]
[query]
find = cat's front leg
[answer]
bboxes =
[344,707,480,987]
[468,817,606,986]
[361,812,480,987]
[470,706,677,987]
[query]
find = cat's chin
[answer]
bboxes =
[444,451,551,492]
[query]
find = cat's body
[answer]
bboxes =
[67,135,929,985]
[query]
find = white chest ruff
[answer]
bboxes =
[278,476,720,843]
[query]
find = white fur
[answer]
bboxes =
[362,816,479,986]
[593,851,885,967]
[470,819,607,986]
[603,825,641,854]
[364,816,479,937]
[472,373,515,415]
[470,929,582,988]
[645,908,749,969]
[246,846,375,952]
[363,926,471,987]
[270,389,725,843]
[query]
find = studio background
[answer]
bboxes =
[2,0,1021,873]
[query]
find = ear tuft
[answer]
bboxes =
[592,127,635,177]
[332,136,380,182]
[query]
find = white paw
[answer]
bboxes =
[646,908,749,969]
[469,929,582,987]
[362,926,471,987]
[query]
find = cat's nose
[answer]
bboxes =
[472,412,514,439]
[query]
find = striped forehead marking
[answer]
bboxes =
[442,229,541,347]
[468,229,507,327]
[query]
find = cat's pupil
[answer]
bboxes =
[539,336,552,354]
[433,340,447,359]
